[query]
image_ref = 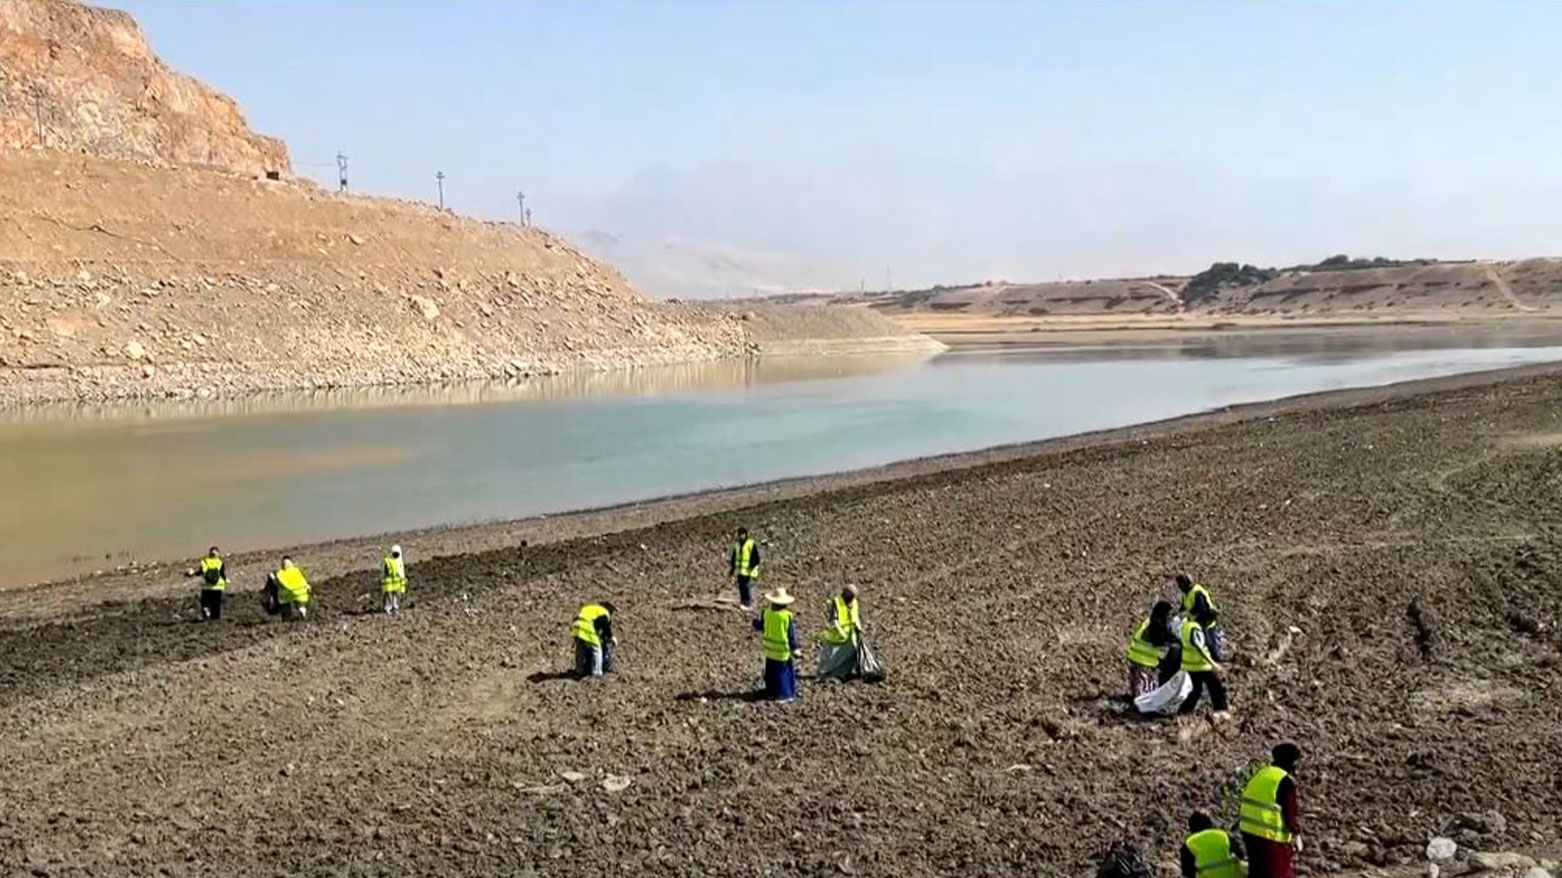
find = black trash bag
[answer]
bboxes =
[260,578,281,616]
[1096,839,1157,878]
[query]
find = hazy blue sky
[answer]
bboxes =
[120,1,1562,297]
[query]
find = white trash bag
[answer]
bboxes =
[1134,670,1191,716]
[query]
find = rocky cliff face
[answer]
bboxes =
[0,0,937,404]
[0,0,290,178]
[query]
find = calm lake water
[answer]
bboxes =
[4,325,1561,588]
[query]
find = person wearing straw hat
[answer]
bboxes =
[751,586,800,702]
[381,545,408,615]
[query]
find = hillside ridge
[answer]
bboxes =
[0,1,939,404]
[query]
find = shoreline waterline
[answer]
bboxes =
[6,357,1562,618]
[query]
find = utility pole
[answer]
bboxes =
[32,86,44,146]
[516,190,526,226]
[336,153,348,193]
[884,267,893,293]
[435,171,445,209]
[524,207,532,227]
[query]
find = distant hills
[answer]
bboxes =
[746,256,1562,319]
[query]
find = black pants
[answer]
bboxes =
[735,575,754,607]
[199,588,224,620]
[1179,670,1228,713]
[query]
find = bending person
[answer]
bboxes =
[571,601,617,678]
[816,585,863,681]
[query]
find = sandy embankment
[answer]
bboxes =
[897,311,1562,347]
[3,363,1561,875]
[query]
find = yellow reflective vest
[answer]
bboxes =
[1180,618,1214,672]
[1185,828,1244,878]
[1125,619,1166,668]
[274,566,310,605]
[734,538,760,578]
[762,607,794,662]
[821,595,860,644]
[1182,583,1216,614]
[381,556,407,594]
[199,554,226,591]
[572,603,610,647]
[1240,765,1294,844]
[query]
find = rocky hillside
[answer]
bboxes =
[0,1,938,405]
[0,0,289,178]
[1195,260,1562,316]
[0,150,754,403]
[807,259,1562,321]
[857,278,1183,317]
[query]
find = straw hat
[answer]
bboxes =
[763,586,796,606]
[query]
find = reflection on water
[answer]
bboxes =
[970,322,1562,364]
[3,328,1562,588]
[1,352,937,427]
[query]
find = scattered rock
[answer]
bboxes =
[1427,837,1458,861]
[405,294,440,321]
[601,775,632,793]
[348,234,365,245]
[558,771,585,784]
[124,340,146,360]
[1459,810,1509,836]
[280,763,296,777]
[1470,852,1535,871]
[1408,598,1444,660]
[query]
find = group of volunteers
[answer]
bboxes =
[186,544,407,621]
[1120,577,1305,877]
[1176,742,1304,878]
[569,526,881,700]
[184,526,878,703]
[1124,572,1229,717]
[187,532,1301,878]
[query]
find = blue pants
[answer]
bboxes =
[575,640,615,677]
[763,659,798,702]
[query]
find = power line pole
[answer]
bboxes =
[336,152,348,193]
[516,190,526,226]
[435,171,445,209]
[32,86,44,146]
[524,207,532,227]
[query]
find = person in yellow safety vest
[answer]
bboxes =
[1240,742,1302,878]
[271,556,311,620]
[816,584,863,680]
[1180,811,1246,878]
[187,546,228,621]
[751,587,798,702]
[1176,572,1227,660]
[571,601,617,677]
[1125,599,1174,701]
[728,526,762,611]
[381,544,407,615]
[1177,606,1229,717]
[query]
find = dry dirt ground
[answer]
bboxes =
[4,368,1562,876]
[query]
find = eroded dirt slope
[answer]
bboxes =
[2,371,1561,876]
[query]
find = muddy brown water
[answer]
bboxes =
[4,325,1562,588]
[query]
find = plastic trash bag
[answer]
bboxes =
[1134,670,1191,716]
[1097,839,1158,878]
[856,632,886,682]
